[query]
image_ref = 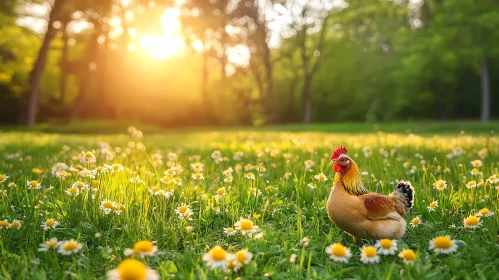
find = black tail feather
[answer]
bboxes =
[395,181,415,208]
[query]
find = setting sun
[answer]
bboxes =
[132,8,184,60]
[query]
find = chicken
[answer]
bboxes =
[326,146,415,243]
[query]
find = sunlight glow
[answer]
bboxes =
[134,8,185,60]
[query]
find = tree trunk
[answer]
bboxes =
[71,29,100,119]
[302,74,312,125]
[59,26,69,104]
[287,77,297,122]
[480,58,490,123]
[25,0,63,125]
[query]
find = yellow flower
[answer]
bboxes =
[39,237,58,251]
[398,249,416,264]
[463,215,482,229]
[433,180,447,191]
[202,245,234,270]
[360,246,379,264]
[11,219,21,230]
[224,227,236,236]
[427,200,438,211]
[409,216,421,227]
[477,207,494,217]
[107,259,159,280]
[429,236,458,254]
[0,219,10,229]
[57,239,83,255]
[234,218,259,237]
[27,180,42,190]
[41,219,59,230]
[374,239,397,255]
[325,243,351,263]
[466,180,477,189]
[0,174,9,183]
[124,240,158,257]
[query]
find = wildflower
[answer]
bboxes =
[148,186,163,195]
[314,173,327,182]
[39,238,58,252]
[427,200,438,211]
[433,180,447,191]
[186,226,194,232]
[124,240,158,257]
[302,237,310,247]
[27,180,42,190]
[360,246,379,264]
[289,253,297,264]
[410,217,421,227]
[471,168,482,176]
[463,215,482,229]
[65,187,80,197]
[308,182,316,190]
[91,180,100,191]
[235,248,252,267]
[175,204,193,220]
[202,245,234,270]
[398,249,416,265]
[211,150,222,160]
[57,239,83,255]
[478,148,488,159]
[41,219,59,230]
[110,164,124,173]
[234,218,259,237]
[466,181,477,189]
[100,199,116,215]
[32,168,43,175]
[325,243,351,263]
[222,167,233,177]
[477,207,494,217]
[216,187,226,199]
[403,162,410,168]
[429,236,458,254]
[107,259,159,280]
[81,151,96,164]
[471,160,483,168]
[233,151,244,161]
[304,160,315,169]
[487,175,499,184]
[244,173,255,180]
[114,203,123,215]
[224,176,233,184]
[55,170,70,179]
[0,219,10,229]
[249,187,262,196]
[374,239,397,255]
[72,181,88,190]
[224,227,237,236]
[191,172,204,181]
[11,219,21,230]
[0,174,9,183]
[129,175,144,184]
[190,162,204,172]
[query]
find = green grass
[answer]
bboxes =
[0,128,498,279]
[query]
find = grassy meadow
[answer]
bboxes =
[0,124,498,279]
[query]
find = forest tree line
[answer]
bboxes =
[0,0,498,127]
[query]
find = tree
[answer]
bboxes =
[25,0,63,125]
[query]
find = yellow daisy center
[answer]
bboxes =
[401,250,415,260]
[433,236,452,249]
[45,219,56,227]
[178,206,188,214]
[380,239,392,249]
[117,259,147,280]
[249,187,256,193]
[77,182,85,188]
[85,152,93,157]
[411,217,420,225]
[479,208,490,215]
[151,186,160,192]
[12,221,21,228]
[236,251,248,263]
[363,246,377,257]
[331,244,347,257]
[209,246,227,261]
[227,260,237,270]
[134,241,153,253]
[114,204,122,211]
[30,180,38,187]
[227,228,235,233]
[0,221,9,227]
[239,220,254,230]
[217,188,225,196]
[0,175,4,181]
[113,164,120,170]
[69,188,78,194]
[63,242,78,251]
[430,202,437,208]
[465,215,479,226]
[436,181,444,188]
[489,176,496,181]
[92,180,99,187]
[103,201,114,208]
[472,168,479,173]
[47,241,57,248]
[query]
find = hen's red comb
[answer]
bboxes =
[331,146,348,160]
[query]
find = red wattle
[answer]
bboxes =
[334,165,341,172]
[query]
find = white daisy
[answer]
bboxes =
[57,239,83,255]
[374,239,397,255]
[325,243,351,263]
[234,218,259,237]
[202,245,234,270]
[360,246,380,264]
[428,236,458,254]
[107,259,159,280]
